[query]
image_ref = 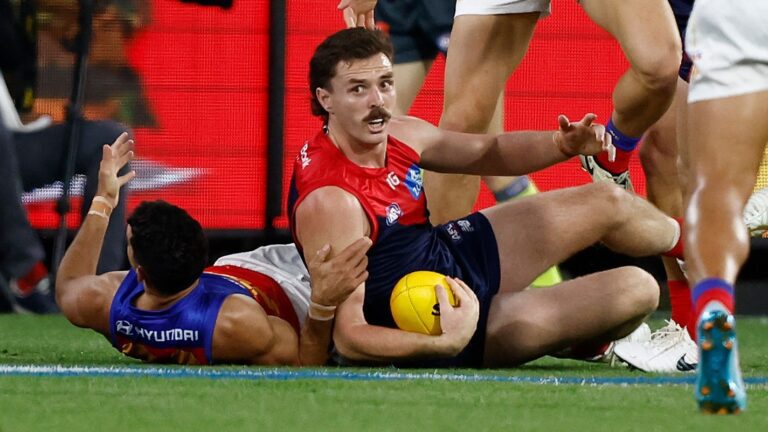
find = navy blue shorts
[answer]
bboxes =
[375,0,455,63]
[362,212,501,369]
[669,0,695,81]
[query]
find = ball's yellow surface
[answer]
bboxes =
[390,271,457,335]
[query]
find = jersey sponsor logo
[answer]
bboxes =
[115,320,200,343]
[457,219,473,232]
[404,164,423,199]
[445,222,462,241]
[116,320,133,336]
[385,203,403,226]
[299,142,311,169]
[386,171,400,190]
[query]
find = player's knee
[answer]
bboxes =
[616,267,659,315]
[441,101,497,134]
[632,48,681,93]
[588,181,632,215]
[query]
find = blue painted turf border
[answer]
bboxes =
[2,364,768,386]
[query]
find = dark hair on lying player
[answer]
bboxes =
[127,200,208,295]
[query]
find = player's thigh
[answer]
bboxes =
[480,182,630,291]
[442,13,538,130]
[580,0,680,77]
[483,266,658,367]
[687,91,768,195]
[392,60,433,115]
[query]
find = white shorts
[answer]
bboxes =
[686,0,768,103]
[214,244,311,327]
[455,0,551,18]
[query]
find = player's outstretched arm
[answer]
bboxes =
[300,237,372,366]
[397,114,614,176]
[55,133,135,334]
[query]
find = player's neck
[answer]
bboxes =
[137,280,199,311]
[325,123,387,168]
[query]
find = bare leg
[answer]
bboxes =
[426,13,539,224]
[640,78,690,323]
[686,92,768,284]
[391,60,433,115]
[484,266,658,367]
[581,0,680,137]
[480,182,679,291]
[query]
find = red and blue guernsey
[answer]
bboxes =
[108,266,299,365]
[288,130,501,367]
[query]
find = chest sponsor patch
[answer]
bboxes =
[404,164,423,200]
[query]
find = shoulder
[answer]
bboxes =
[388,115,441,154]
[212,294,275,359]
[58,271,128,334]
[299,186,362,215]
[295,186,369,243]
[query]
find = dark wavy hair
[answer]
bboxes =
[309,27,394,122]
[127,200,208,295]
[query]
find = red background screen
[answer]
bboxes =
[26,1,639,232]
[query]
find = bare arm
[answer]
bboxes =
[333,276,479,362]
[55,133,135,334]
[391,114,614,176]
[295,187,478,363]
[299,237,372,366]
[212,294,300,366]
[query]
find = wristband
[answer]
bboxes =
[308,300,336,321]
[88,196,114,220]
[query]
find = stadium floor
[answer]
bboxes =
[2,315,768,430]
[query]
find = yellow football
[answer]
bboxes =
[390,271,457,335]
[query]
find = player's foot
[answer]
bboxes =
[696,307,746,414]
[744,187,768,237]
[612,320,698,373]
[601,322,652,367]
[579,155,634,192]
[8,262,59,314]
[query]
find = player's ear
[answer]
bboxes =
[135,266,146,283]
[316,87,333,114]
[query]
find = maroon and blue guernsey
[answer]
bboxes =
[288,130,500,367]
[108,266,299,365]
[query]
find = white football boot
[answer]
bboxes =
[612,320,698,373]
[601,322,652,367]
[579,154,634,192]
[743,187,768,237]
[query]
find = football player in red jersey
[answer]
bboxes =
[289,28,686,367]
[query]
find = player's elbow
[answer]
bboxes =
[55,286,86,328]
[332,325,369,361]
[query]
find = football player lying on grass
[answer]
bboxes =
[55,133,371,366]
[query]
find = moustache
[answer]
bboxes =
[363,107,392,123]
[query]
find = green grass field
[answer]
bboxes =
[2,315,768,431]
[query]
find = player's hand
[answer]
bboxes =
[553,113,615,162]
[435,277,479,356]
[338,0,376,29]
[95,132,136,207]
[308,237,372,307]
